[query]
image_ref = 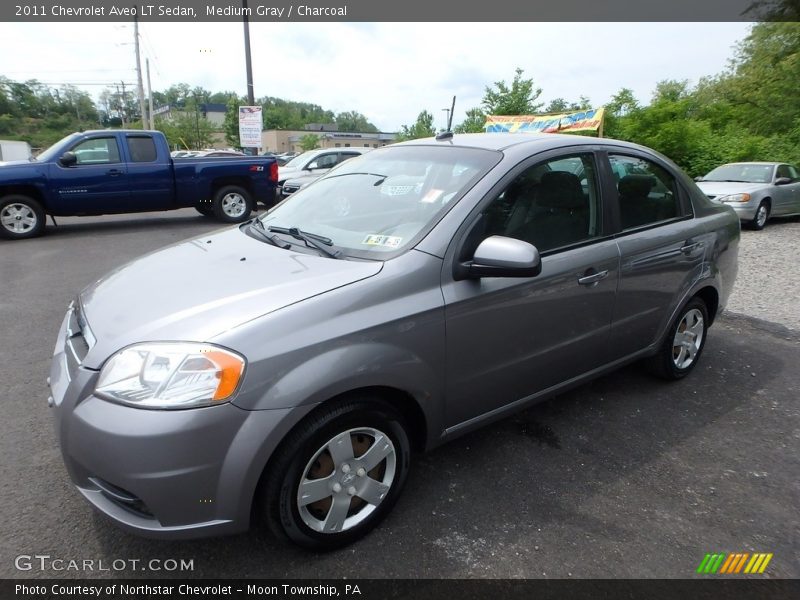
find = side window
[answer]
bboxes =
[126,137,157,163]
[477,153,601,254]
[70,137,121,165]
[609,154,679,230]
[309,154,337,169]
[338,152,360,164]
[789,165,800,181]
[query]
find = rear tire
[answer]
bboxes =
[646,297,708,380]
[212,185,253,223]
[259,397,411,551]
[0,195,46,240]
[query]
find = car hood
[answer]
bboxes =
[695,181,767,197]
[78,226,383,369]
[278,165,303,180]
[0,160,33,167]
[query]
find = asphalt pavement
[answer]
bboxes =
[1,209,798,579]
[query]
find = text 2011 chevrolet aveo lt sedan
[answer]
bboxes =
[49,133,739,550]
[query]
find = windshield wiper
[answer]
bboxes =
[268,225,343,259]
[248,219,291,249]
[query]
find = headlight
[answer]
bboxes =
[95,343,246,409]
[719,193,751,203]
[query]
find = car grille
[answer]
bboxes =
[64,301,94,381]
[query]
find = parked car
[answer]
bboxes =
[275,148,370,204]
[695,162,800,230]
[48,133,739,550]
[281,149,370,198]
[0,130,277,239]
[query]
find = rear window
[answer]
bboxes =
[127,137,157,163]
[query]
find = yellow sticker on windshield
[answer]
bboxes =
[362,234,402,248]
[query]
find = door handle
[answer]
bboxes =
[577,269,609,286]
[107,169,122,176]
[680,241,704,254]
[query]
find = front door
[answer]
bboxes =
[50,135,130,215]
[441,151,620,428]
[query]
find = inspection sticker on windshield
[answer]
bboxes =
[362,234,402,248]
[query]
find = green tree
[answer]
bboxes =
[454,107,487,133]
[335,111,378,132]
[223,96,245,147]
[155,114,214,150]
[396,110,436,141]
[482,68,543,115]
[298,133,321,151]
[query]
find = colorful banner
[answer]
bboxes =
[484,108,605,134]
[238,106,263,148]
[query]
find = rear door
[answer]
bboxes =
[441,149,620,428]
[123,134,174,211]
[49,135,130,215]
[773,164,800,215]
[605,152,707,360]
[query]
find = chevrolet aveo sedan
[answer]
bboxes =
[49,133,739,550]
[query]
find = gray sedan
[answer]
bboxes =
[48,133,739,550]
[696,162,800,230]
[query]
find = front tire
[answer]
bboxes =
[0,195,46,240]
[646,297,709,380]
[749,201,770,230]
[260,398,411,551]
[212,185,254,223]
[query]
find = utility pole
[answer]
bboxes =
[120,81,128,127]
[242,0,256,154]
[134,15,147,129]
[243,0,255,106]
[146,58,155,129]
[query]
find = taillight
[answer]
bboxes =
[269,161,278,183]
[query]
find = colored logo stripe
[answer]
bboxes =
[697,553,773,574]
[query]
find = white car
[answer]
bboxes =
[277,148,370,200]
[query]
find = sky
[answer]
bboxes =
[0,22,754,132]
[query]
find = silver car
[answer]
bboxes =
[48,133,739,550]
[276,148,370,203]
[695,162,800,230]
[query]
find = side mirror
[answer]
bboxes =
[59,151,77,167]
[455,236,541,280]
[694,176,704,182]
[775,177,792,185]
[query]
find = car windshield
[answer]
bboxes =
[259,145,499,258]
[282,151,318,169]
[702,163,773,183]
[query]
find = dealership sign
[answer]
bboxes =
[485,108,605,134]
[238,106,263,148]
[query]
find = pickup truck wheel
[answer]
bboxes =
[0,195,46,240]
[212,186,253,223]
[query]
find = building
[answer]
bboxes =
[262,124,396,153]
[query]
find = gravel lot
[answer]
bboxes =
[725,217,800,331]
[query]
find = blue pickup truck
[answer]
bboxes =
[0,130,277,240]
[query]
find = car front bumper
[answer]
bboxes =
[715,200,759,221]
[47,308,295,540]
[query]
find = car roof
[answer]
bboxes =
[392,132,648,153]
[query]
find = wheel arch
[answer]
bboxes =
[0,185,47,208]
